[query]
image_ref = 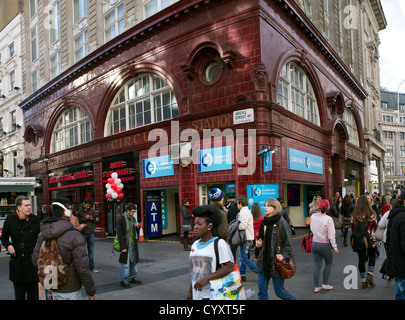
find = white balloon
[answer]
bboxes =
[107,188,114,195]
[112,192,118,199]
[111,172,118,180]
[115,178,121,185]
[118,183,124,189]
[106,183,111,189]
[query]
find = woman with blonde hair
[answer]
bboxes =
[256,198,296,300]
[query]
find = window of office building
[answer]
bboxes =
[344,109,359,147]
[105,73,179,136]
[104,3,125,42]
[73,0,88,23]
[277,62,320,126]
[51,106,93,153]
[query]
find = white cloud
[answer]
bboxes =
[379,0,405,92]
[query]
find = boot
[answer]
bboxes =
[362,278,368,289]
[183,239,190,251]
[366,272,376,287]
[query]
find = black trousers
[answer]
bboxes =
[13,282,39,300]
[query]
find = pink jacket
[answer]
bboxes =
[310,213,337,250]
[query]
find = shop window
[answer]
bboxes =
[105,73,178,136]
[343,109,359,147]
[51,106,93,153]
[277,62,320,126]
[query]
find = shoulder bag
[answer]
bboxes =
[273,223,296,280]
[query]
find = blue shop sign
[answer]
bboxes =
[146,192,162,238]
[287,148,323,175]
[142,155,174,179]
[263,151,272,173]
[247,184,279,215]
[197,146,232,173]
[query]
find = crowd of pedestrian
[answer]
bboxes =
[185,188,405,301]
[1,187,404,301]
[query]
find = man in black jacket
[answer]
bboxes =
[1,196,41,300]
[386,191,405,300]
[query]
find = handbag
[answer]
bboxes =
[332,214,343,229]
[273,224,296,280]
[254,247,264,273]
[210,239,247,300]
[182,224,192,232]
[301,233,313,253]
[228,219,246,247]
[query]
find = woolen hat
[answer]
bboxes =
[209,188,224,201]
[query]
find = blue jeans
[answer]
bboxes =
[394,277,405,300]
[311,242,333,287]
[239,241,257,276]
[120,251,138,283]
[82,234,95,270]
[258,271,297,300]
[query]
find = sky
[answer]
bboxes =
[379,0,405,92]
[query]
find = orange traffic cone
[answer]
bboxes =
[138,223,145,242]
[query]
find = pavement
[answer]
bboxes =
[0,228,397,302]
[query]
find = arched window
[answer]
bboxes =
[344,109,359,147]
[277,62,320,126]
[51,106,93,153]
[105,73,179,136]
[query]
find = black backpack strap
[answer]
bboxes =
[214,238,220,271]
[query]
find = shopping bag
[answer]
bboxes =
[209,264,247,300]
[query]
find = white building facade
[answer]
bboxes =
[0,12,26,178]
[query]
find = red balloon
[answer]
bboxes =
[118,193,124,199]
[105,194,112,199]
[107,178,114,184]
[110,183,117,190]
[115,188,122,194]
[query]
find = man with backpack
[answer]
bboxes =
[32,198,96,300]
[385,191,405,300]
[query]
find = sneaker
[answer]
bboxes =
[322,284,333,290]
[314,287,322,293]
[91,269,99,273]
[130,278,142,284]
[120,281,131,289]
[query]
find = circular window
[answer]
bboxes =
[205,61,221,83]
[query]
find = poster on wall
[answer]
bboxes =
[146,192,162,238]
[247,184,279,215]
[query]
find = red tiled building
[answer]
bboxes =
[21,0,367,237]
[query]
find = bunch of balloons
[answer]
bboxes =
[105,172,124,200]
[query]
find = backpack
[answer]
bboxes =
[351,220,371,250]
[301,234,313,253]
[37,239,69,289]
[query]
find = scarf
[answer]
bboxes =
[261,213,282,278]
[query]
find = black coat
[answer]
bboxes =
[117,213,139,264]
[385,206,405,278]
[1,213,41,283]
